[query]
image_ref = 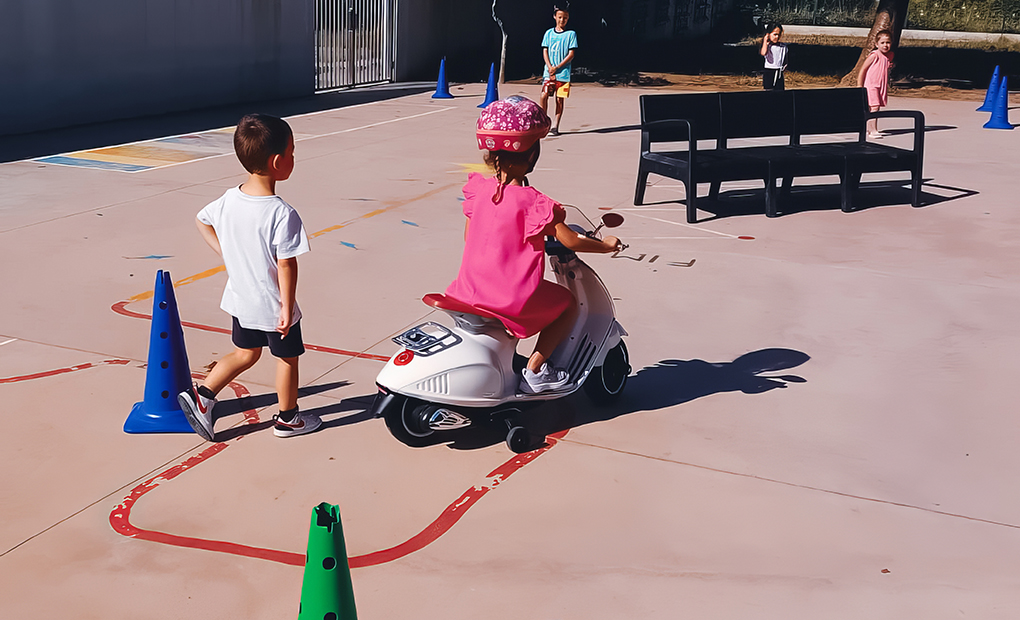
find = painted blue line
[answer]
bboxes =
[35,156,150,172]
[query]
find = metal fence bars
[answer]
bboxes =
[315,0,395,91]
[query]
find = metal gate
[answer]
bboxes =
[315,0,395,91]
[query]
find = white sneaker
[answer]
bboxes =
[520,363,571,394]
[178,384,217,442]
[273,409,322,438]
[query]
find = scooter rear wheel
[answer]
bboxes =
[584,340,630,404]
[506,426,533,454]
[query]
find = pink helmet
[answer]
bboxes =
[476,96,551,152]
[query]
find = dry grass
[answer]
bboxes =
[740,33,1020,52]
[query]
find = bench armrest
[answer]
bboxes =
[868,109,925,155]
[640,118,697,160]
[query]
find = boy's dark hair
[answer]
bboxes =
[553,2,570,13]
[233,113,293,174]
[875,29,893,39]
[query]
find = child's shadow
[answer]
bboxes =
[214,381,378,440]
[449,348,810,450]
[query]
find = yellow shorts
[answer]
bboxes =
[543,79,571,99]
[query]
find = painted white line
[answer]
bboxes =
[296,107,455,141]
[622,236,736,240]
[0,338,17,347]
[625,211,742,239]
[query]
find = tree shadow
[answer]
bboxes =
[0,83,435,163]
[447,347,810,451]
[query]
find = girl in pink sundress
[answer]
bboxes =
[858,30,895,139]
[445,96,621,394]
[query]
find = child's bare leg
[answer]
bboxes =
[539,88,550,114]
[554,97,565,129]
[203,347,262,395]
[276,356,300,412]
[867,105,880,135]
[527,301,578,372]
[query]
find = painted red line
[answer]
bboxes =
[111,301,391,362]
[0,359,131,384]
[10,348,569,568]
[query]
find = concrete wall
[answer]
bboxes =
[394,0,501,83]
[0,0,314,136]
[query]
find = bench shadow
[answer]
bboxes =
[690,178,977,220]
[447,347,810,451]
[880,124,956,136]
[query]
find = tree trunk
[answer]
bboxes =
[840,0,910,86]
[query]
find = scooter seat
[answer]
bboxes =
[422,294,511,333]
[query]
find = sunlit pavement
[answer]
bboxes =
[2,82,1019,619]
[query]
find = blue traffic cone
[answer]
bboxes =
[478,63,499,108]
[976,65,1001,112]
[298,503,357,620]
[124,270,194,433]
[983,76,1013,130]
[431,58,454,99]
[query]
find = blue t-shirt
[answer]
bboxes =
[542,28,578,82]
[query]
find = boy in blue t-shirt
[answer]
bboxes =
[540,4,578,136]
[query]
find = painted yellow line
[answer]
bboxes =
[128,182,459,302]
[75,144,208,166]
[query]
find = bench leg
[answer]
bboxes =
[843,171,861,212]
[911,169,923,207]
[634,169,649,205]
[780,176,793,199]
[765,175,778,218]
[685,181,697,223]
[708,181,721,202]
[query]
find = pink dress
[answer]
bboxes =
[863,49,893,108]
[445,173,573,339]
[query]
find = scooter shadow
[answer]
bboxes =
[447,348,810,451]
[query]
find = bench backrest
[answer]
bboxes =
[639,92,720,147]
[719,90,795,146]
[793,88,868,140]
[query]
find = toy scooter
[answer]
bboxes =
[369,210,630,453]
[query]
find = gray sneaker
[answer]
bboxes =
[520,363,570,394]
[273,409,323,438]
[178,384,216,442]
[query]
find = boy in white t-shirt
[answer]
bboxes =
[178,113,319,441]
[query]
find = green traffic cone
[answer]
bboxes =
[298,503,357,620]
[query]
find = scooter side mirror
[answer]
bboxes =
[601,213,625,229]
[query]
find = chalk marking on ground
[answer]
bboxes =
[624,211,743,238]
[0,338,17,347]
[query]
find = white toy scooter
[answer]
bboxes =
[369,210,630,453]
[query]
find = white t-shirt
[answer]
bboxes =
[764,42,788,70]
[197,186,310,331]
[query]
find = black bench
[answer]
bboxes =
[634,88,925,222]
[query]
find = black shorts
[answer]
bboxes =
[763,68,785,90]
[231,317,305,358]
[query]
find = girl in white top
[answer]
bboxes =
[760,24,788,91]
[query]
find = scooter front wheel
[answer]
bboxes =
[382,396,437,447]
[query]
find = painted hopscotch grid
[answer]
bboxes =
[34,128,236,173]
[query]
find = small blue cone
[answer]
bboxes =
[976,65,1001,112]
[478,63,499,108]
[124,270,195,433]
[431,58,454,99]
[983,76,1013,130]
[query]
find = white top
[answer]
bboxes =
[197,186,310,331]
[764,42,788,70]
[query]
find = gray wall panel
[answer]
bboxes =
[0,0,314,136]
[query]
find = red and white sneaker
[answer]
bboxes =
[273,410,322,438]
[178,384,217,441]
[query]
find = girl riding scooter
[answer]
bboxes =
[450,95,620,393]
[371,96,628,453]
